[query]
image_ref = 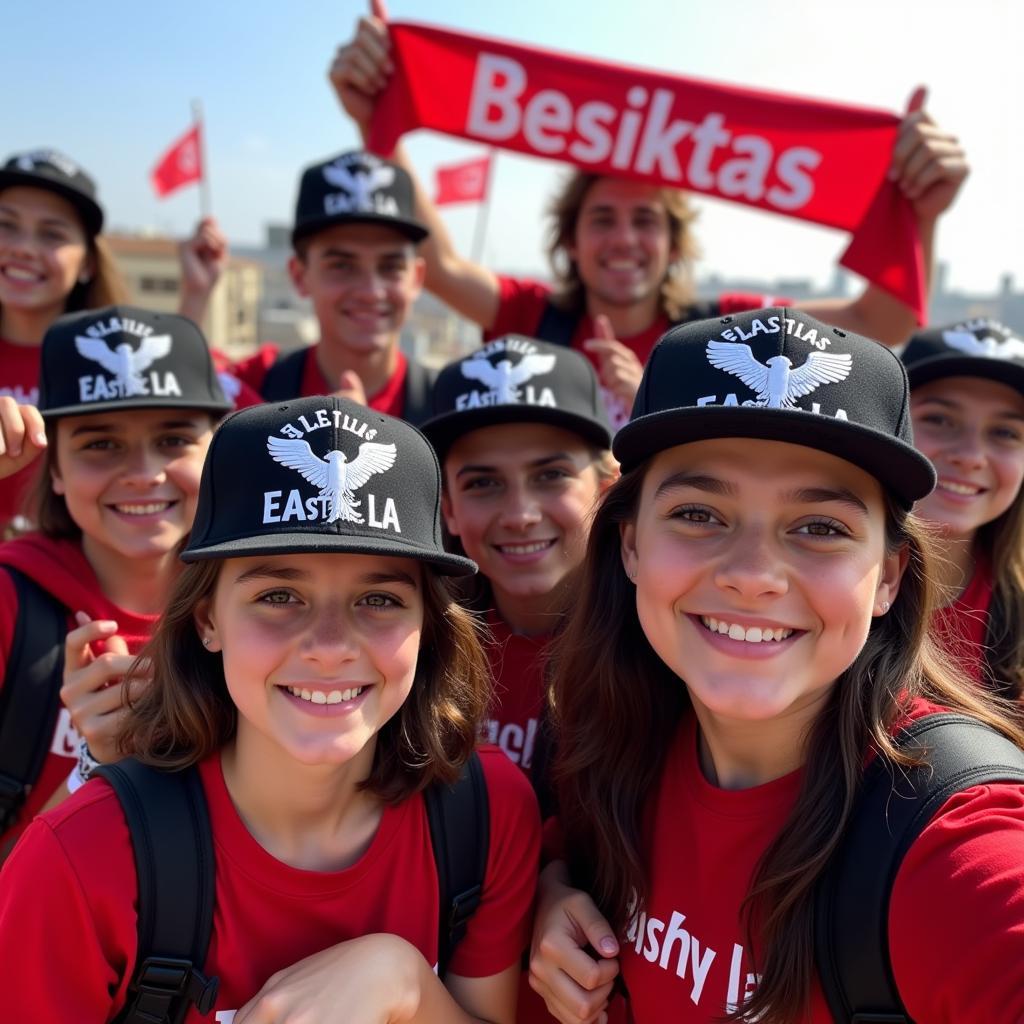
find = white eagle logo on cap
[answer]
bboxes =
[941,329,1024,361]
[267,436,397,524]
[706,341,852,409]
[322,161,395,212]
[74,335,173,397]
[460,353,557,404]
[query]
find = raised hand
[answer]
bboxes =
[0,398,46,481]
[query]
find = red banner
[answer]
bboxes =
[435,153,491,205]
[369,22,924,321]
[151,123,202,198]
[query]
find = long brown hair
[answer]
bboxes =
[545,171,701,320]
[120,556,492,802]
[549,460,1024,1023]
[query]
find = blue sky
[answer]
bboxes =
[8,0,1021,293]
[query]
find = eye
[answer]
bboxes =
[669,504,720,525]
[916,412,955,430]
[536,467,570,484]
[793,518,850,538]
[991,425,1024,444]
[359,592,402,609]
[81,438,118,451]
[159,433,199,448]
[257,589,298,605]
[461,475,500,492]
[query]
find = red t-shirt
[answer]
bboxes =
[0,534,157,850]
[228,343,409,418]
[483,614,550,774]
[932,554,994,685]
[617,699,1024,1022]
[488,276,777,429]
[0,744,539,1021]
[0,337,44,529]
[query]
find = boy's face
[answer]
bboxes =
[289,222,425,356]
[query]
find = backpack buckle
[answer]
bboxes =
[0,772,27,832]
[448,884,483,933]
[132,956,220,1020]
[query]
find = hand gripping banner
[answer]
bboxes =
[368,22,925,321]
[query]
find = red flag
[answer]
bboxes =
[369,23,925,322]
[435,154,491,205]
[151,124,202,198]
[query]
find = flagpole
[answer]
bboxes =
[192,98,212,221]
[469,150,495,265]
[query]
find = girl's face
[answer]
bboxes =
[566,177,676,312]
[198,552,423,767]
[0,186,91,317]
[910,376,1024,542]
[621,438,904,725]
[52,408,213,562]
[442,422,610,604]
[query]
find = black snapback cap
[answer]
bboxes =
[0,149,104,236]
[901,318,1024,396]
[292,150,428,247]
[614,307,935,508]
[38,305,232,419]
[182,396,476,576]
[420,335,612,460]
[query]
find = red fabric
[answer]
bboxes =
[0,338,43,529]
[483,614,549,773]
[150,123,202,198]
[228,345,409,418]
[489,276,780,428]
[435,153,492,205]
[369,22,925,320]
[931,554,993,685]
[0,535,157,849]
[0,745,539,1021]
[616,699,1024,1021]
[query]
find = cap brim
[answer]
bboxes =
[906,356,1024,397]
[41,397,233,420]
[613,406,936,508]
[291,212,429,246]
[0,169,104,236]
[181,528,477,577]
[421,406,612,461]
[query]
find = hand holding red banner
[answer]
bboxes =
[367,21,931,320]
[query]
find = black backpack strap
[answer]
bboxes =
[95,760,219,1024]
[534,301,580,348]
[424,750,490,977]
[815,713,1024,1024]
[0,568,67,834]
[402,358,439,426]
[259,348,309,402]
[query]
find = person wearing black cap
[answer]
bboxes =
[527,309,1024,1024]
[183,150,438,423]
[0,305,231,854]
[0,395,540,1023]
[901,318,1024,696]
[0,148,131,532]
[421,336,615,777]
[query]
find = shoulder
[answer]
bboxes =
[889,777,1024,1021]
[488,275,553,338]
[229,342,281,390]
[477,744,541,819]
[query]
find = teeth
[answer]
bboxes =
[938,481,981,496]
[3,266,43,282]
[499,540,552,554]
[701,617,793,643]
[114,501,172,515]
[287,686,365,704]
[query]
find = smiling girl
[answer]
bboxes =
[0,396,539,1023]
[0,149,129,532]
[0,305,230,853]
[527,309,1024,1023]
[420,336,614,776]
[900,319,1024,695]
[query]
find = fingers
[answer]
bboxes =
[64,614,116,672]
[0,398,47,478]
[905,85,928,114]
[371,0,389,21]
[333,370,368,407]
[593,314,615,342]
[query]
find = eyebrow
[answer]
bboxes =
[654,473,869,514]
[320,246,409,260]
[233,565,418,588]
[915,395,1024,422]
[455,452,576,478]
[69,419,204,437]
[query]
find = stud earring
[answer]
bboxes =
[77,272,92,285]
[881,601,890,614]
[202,637,211,647]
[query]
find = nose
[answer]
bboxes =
[497,483,543,532]
[300,602,360,667]
[119,444,167,488]
[712,526,788,601]
[946,429,986,471]
[350,269,387,300]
